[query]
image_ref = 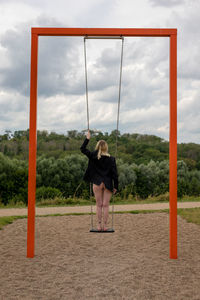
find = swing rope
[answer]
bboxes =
[115,37,124,159]
[112,36,124,230]
[84,38,90,132]
[83,36,124,231]
[84,38,94,228]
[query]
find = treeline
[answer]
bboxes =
[1,129,200,206]
[1,151,200,206]
[1,129,200,170]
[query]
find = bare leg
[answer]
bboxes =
[102,185,112,230]
[93,183,104,230]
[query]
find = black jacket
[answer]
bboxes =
[80,138,118,192]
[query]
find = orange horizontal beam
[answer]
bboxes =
[32,27,177,37]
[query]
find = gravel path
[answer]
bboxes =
[1,202,200,217]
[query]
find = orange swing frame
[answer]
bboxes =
[27,27,177,259]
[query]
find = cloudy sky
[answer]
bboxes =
[0,0,199,143]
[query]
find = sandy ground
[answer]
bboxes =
[0,213,200,300]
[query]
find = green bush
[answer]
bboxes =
[10,194,26,205]
[0,153,28,205]
[37,196,94,206]
[36,186,62,202]
[146,192,169,203]
[155,192,169,202]
[36,154,87,198]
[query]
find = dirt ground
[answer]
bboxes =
[0,213,200,300]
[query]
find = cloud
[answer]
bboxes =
[174,10,200,81]
[0,17,171,139]
[0,90,29,131]
[0,15,67,96]
[38,36,85,97]
[149,0,186,7]
[0,0,200,143]
[0,28,30,95]
[119,103,169,140]
[0,0,42,3]
[37,94,86,133]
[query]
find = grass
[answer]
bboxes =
[0,216,27,230]
[177,207,200,226]
[0,203,27,209]
[1,207,200,231]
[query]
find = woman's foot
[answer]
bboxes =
[103,224,108,231]
[97,222,102,231]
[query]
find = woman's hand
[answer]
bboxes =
[113,188,117,194]
[86,130,91,139]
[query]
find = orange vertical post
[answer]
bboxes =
[27,32,38,258]
[169,32,177,259]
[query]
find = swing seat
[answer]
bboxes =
[90,228,115,233]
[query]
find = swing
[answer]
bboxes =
[83,35,124,233]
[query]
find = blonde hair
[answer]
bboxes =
[95,140,110,160]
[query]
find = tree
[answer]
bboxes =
[0,153,28,205]
[36,154,88,197]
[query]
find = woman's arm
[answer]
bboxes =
[80,130,92,159]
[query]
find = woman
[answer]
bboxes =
[80,130,118,231]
